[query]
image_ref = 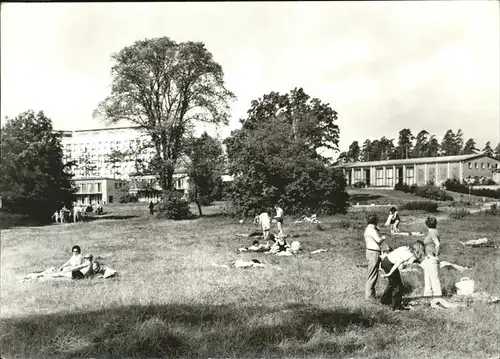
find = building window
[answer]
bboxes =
[375,168,384,186]
[385,168,393,187]
[488,163,491,169]
[406,167,414,184]
[481,162,484,169]
[468,162,472,169]
[81,184,87,192]
[97,183,102,192]
[475,162,478,169]
[354,169,362,182]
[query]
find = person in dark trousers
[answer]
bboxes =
[364,214,390,301]
[149,201,154,215]
[380,241,425,310]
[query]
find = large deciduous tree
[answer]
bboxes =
[224,88,348,216]
[185,132,224,216]
[93,37,235,191]
[0,110,74,219]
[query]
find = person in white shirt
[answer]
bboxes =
[364,214,390,301]
[380,241,426,310]
[274,205,284,235]
[257,210,271,240]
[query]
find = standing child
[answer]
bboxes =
[274,205,284,235]
[380,241,426,310]
[257,210,271,240]
[385,207,401,234]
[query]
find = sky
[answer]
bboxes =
[1,2,499,157]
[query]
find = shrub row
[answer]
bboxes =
[400,201,438,212]
[394,182,454,201]
[443,178,500,199]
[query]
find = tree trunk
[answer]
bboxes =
[196,199,202,216]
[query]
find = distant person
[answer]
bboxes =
[58,245,84,271]
[380,241,426,310]
[421,216,442,298]
[364,214,390,301]
[256,210,271,240]
[385,207,401,234]
[274,205,284,235]
[149,201,154,215]
[51,210,60,223]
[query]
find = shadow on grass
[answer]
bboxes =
[0,212,50,230]
[0,302,397,358]
[84,214,140,221]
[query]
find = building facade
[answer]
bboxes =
[73,177,129,205]
[336,154,500,187]
[58,126,190,194]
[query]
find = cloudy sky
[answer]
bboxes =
[1,2,499,155]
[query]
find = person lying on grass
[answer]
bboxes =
[58,245,84,271]
[239,239,273,252]
[49,253,95,279]
[380,241,426,311]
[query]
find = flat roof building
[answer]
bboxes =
[335,153,500,187]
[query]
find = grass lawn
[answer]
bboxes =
[1,201,499,359]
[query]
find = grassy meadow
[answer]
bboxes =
[1,197,499,359]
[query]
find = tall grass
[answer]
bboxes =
[1,202,499,358]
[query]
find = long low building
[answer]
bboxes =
[335,153,500,187]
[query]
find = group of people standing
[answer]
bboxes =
[255,205,285,239]
[364,213,442,311]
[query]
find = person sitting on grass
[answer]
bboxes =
[268,234,291,255]
[50,253,95,279]
[380,241,426,311]
[58,245,84,272]
[385,206,401,234]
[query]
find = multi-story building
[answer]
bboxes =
[57,126,190,196]
[58,126,153,179]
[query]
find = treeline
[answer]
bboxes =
[337,128,500,163]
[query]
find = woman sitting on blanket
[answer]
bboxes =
[50,253,95,279]
[385,207,401,234]
[58,245,84,271]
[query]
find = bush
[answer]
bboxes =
[119,194,139,203]
[353,181,366,188]
[155,191,194,220]
[394,181,415,193]
[444,178,500,199]
[449,208,469,219]
[400,200,438,212]
[485,203,500,216]
[413,185,454,201]
[483,178,497,185]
